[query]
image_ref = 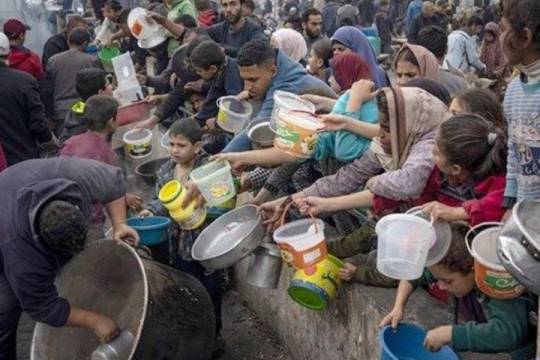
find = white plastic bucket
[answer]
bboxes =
[270,91,316,131]
[189,161,236,206]
[376,214,436,280]
[127,8,165,44]
[274,109,322,158]
[123,129,153,158]
[216,96,253,133]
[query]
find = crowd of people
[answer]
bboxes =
[1,0,540,358]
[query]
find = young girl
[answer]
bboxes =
[380,222,536,358]
[449,88,505,129]
[393,43,440,85]
[307,38,333,84]
[480,22,508,84]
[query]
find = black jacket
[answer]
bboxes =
[0,64,52,166]
[42,32,68,68]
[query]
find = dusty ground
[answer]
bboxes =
[17,290,292,360]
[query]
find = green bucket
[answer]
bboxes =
[98,47,120,73]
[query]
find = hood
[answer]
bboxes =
[8,45,32,66]
[16,179,84,249]
[484,22,501,38]
[272,49,309,89]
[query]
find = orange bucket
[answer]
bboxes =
[274,109,323,158]
[466,223,526,299]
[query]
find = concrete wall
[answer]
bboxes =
[233,257,510,360]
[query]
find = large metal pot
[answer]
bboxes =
[497,199,540,295]
[191,205,265,269]
[247,243,283,289]
[31,241,215,360]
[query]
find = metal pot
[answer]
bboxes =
[247,118,275,148]
[247,243,283,289]
[191,205,265,269]
[497,199,540,295]
[135,157,168,186]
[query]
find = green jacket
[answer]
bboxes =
[167,0,198,22]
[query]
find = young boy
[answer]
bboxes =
[500,0,540,211]
[380,222,536,358]
[60,68,113,143]
[139,118,225,358]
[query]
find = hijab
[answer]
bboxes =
[271,28,308,62]
[331,26,388,88]
[394,43,440,82]
[480,22,505,76]
[330,52,373,91]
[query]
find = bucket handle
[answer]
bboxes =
[465,222,503,257]
[277,197,319,233]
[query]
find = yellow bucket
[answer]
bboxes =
[171,205,207,230]
[158,180,184,211]
[288,255,344,310]
[158,180,206,229]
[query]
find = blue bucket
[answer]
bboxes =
[127,216,171,246]
[379,323,459,360]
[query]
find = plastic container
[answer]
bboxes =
[189,161,236,206]
[126,216,171,246]
[376,214,436,280]
[158,180,207,230]
[380,323,459,360]
[270,91,316,131]
[97,47,120,73]
[273,218,326,269]
[114,82,143,104]
[274,109,323,158]
[160,130,171,150]
[466,223,526,299]
[216,96,253,133]
[287,255,344,311]
[127,7,167,49]
[123,129,153,158]
[116,101,150,126]
[112,52,137,84]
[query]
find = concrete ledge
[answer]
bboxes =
[233,257,510,360]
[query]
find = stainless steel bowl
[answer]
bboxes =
[191,205,265,269]
[247,118,275,148]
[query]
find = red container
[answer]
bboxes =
[116,101,150,126]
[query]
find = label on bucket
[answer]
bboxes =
[209,183,232,199]
[483,271,524,292]
[126,143,152,157]
[277,241,327,269]
[274,118,318,158]
[131,20,143,36]
[217,110,228,126]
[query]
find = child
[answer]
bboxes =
[139,118,225,357]
[449,88,505,130]
[307,38,333,85]
[60,68,113,143]
[195,0,217,28]
[380,222,536,358]
[499,0,540,211]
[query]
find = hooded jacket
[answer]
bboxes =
[8,45,44,80]
[0,157,125,326]
[167,0,198,22]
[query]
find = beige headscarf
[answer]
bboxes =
[271,28,308,62]
[394,43,440,82]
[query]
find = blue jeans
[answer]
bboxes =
[222,129,253,153]
[0,276,22,360]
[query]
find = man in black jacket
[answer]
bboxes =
[407,1,447,44]
[41,15,88,68]
[0,32,54,167]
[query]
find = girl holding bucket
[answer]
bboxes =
[380,222,536,358]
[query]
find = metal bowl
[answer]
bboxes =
[135,157,168,186]
[191,205,265,269]
[247,118,275,148]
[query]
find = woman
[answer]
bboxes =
[480,22,506,79]
[393,43,440,85]
[271,28,309,63]
[331,26,388,88]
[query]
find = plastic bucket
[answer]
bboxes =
[287,255,344,311]
[98,46,120,73]
[123,128,153,158]
[158,180,207,230]
[376,214,436,280]
[466,223,526,299]
[270,91,316,131]
[116,101,150,127]
[274,109,322,158]
[189,161,236,206]
[273,218,326,269]
[126,216,171,246]
[379,323,459,360]
[216,96,253,133]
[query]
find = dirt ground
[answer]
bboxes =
[17,290,292,360]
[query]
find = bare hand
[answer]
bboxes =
[236,90,251,101]
[138,209,154,218]
[338,262,358,281]
[182,181,204,208]
[210,153,246,173]
[295,196,331,216]
[350,79,378,102]
[421,201,468,222]
[300,94,335,112]
[239,172,252,193]
[93,314,120,343]
[147,11,167,25]
[319,114,352,132]
[112,223,139,246]
[258,197,288,230]
[144,95,161,106]
[136,73,148,85]
[423,326,452,352]
[184,79,204,93]
[126,193,143,212]
[379,307,404,329]
[134,116,158,130]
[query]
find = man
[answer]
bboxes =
[417,25,469,97]
[301,8,325,52]
[0,32,53,167]
[41,15,88,67]
[3,19,44,80]
[44,27,100,136]
[321,0,341,36]
[434,0,451,30]
[405,0,423,30]
[242,0,263,26]
[206,0,266,57]
[444,15,486,73]
[0,157,139,359]
[407,1,446,44]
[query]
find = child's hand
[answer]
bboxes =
[421,202,468,222]
[184,79,204,92]
[258,197,288,231]
[92,313,120,343]
[210,153,246,173]
[295,196,332,216]
[204,117,216,130]
[379,307,404,329]
[338,262,358,281]
[126,193,143,212]
[182,181,204,208]
[236,90,251,101]
[239,173,252,193]
[138,209,154,218]
[319,114,352,132]
[424,326,452,352]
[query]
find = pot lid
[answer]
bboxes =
[406,207,452,267]
[514,199,540,256]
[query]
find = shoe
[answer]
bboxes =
[212,334,226,359]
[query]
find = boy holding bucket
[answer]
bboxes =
[139,118,226,357]
[380,222,536,358]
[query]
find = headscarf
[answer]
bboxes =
[331,26,388,88]
[403,78,451,105]
[370,86,450,173]
[480,22,505,76]
[271,28,308,62]
[394,43,440,82]
[330,52,373,91]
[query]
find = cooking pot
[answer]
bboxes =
[246,242,283,289]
